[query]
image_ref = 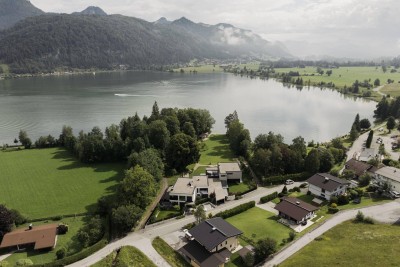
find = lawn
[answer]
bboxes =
[152,237,190,267]
[191,166,208,176]
[381,83,400,98]
[281,221,400,267]
[155,206,181,222]
[226,207,292,245]
[0,148,125,219]
[228,182,252,195]
[91,246,156,267]
[199,135,235,165]
[2,216,86,266]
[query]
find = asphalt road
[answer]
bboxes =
[67,183,299,267]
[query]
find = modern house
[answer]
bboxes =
[0,224,58,250]
[306,173,350,201]
[344,159,378,178]
[275,197,318,225]
[179,217,242,267]
[169,176,228,205]
[374,166,400,191]
[206,162,243,187]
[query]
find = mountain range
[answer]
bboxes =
[0,0,292,74]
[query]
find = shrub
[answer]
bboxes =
[330,196,338,204]
[328,207,339,213]
[349,190,358,199]
[10,209,27,226]
[16,259,33,266]
[306,190,311,195]
[330,203,337,208]
[278,192,284,198]
[359,174,371,187]
[183,222,196,230]
[214,201,255,219]
[56,248,66,260]
[0,261,9,267]
[282,186,288,195]
[57,224,69,235]
[300,183,308,188]
[261,172,310,186]
[52,215,63,221]
[260,192,278,204]
[337,195,349,205]
[355,211,365,222]
[288,232,296,242]
[364,217,375,224]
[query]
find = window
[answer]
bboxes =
[225,241,227,245]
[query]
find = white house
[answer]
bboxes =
[206,162,242,188]
[374,166,400,191]
[358,148,379,162]
[306,173,350,201]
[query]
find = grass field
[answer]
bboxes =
[0,148,125,219]
[275,66,400,89]
[281,221,400,267]
[199,135,235,165]
[381,83,400,98]
[152,237,190,267]
[228,182,252,194]
[91,246,156,267]
[226,207,292,245]
[174,62,261,74]
[3,216,85,265]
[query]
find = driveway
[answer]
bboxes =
[264,200,400,267]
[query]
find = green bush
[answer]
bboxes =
[337,195,349,205]
[260,192,278,204]
[56,248,66,260]
[355,211,365,222]
[0,261,9,267]
[214,201,255,219]
[328,206,339,213]
[330,196,338,204]
[363,217,375,224]
[16,259,33,266]
[299,183,308,188]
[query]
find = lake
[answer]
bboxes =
[0,71,376,145]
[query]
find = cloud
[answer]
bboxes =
[30,0,400,58]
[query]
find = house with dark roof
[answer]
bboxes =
[275,197,318,225]
[345,159,378,178]
[0,224,58,250]
[306,173,350,201]
[179,217,242,267]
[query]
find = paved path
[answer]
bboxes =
[0,253,13,262]
[264,200,400,267]
[67,183,299,266]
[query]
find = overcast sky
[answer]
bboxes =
[30,0,400,59]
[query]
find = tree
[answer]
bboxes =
[0,205,13,241]
[243,252,255,267]
[166,133,200,172]
[128,148,164,181]
[319,148,334,172]
[374,96,390,120]
[254,238,277,262]
[281,185,288,195]
[366,130,374,148]
[18,130,32,148]
[163,115,180,136]
[387,116,396,133]
[352,114,361,132]
[349,125,359,141]
[148,120,170,151]
[360,119,371,129]
[224,110,239,128]
[305,149,320,173]
[119,166,158,209]
[112,204,143,234]
[194,205,206,224]
[250,148,272,177]
[291,136,307,158]
[56,248,66,259]
[326,70,333,76]
[374,78,380,87]
[150,101,160,121]
[359,173,371,187]
[13,138,18,145]
[182,122,196,138]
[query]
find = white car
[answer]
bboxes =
[183,229,194,240]
[390,191,400,198]
[285,179,294,185]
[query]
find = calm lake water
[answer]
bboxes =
[0,71,376,144]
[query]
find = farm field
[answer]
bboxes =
[0,148,125,219]
[281,221,400,267]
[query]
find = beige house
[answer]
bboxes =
[374,166,400,192]
[179,217,242,267]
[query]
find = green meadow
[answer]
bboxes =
[0,148,124,219]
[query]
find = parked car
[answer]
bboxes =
[183,229,194,240]
[285,179,294,185]
[390,191,400,198]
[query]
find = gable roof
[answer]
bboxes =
[189,217,242,251]
[345,159,376,176]
[0,224,58,250]
[275,197,318,221]
[179,240,229,267]
[307,173,349,192]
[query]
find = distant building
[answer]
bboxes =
[358,148,379,162]
[275,197,318,225]
[306,173,350,201]
[179,217,242,267]
[344,159,378,178]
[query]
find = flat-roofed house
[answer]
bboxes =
[306,173,350,201]
[0,224,58,250]
[218,163,242,183]
[275,197,318,225]
[179,217,242,267]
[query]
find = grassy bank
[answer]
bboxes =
[0,148,124,219]
[91,246,156,267]
[281,221,400,267]
[152,237,190,267]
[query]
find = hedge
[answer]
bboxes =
[214,201,255,219]
[260,192,278,204]
[261,172,310,186]
[27,212,90,223]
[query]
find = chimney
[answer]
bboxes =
[29,223,33,230]
[296,201,300,205]
[212,227,217,231]
[325,177,330,182]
